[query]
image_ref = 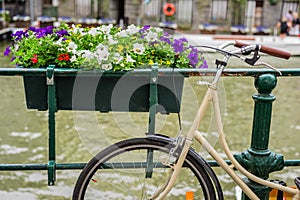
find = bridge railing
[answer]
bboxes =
[0,67,299,196]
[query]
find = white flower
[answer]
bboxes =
[126,54,136,63]
[71,24,83,34]
[68,42,78,51]
[108,35,118,44]
[100,24,113,34]
[54,37,64,46]
[88,28,98,36]
[71,24,77,31]
[117,30,128,37]
[96,49,110,62]
[67,42,78,54]
[70,55,77,62]
[96,44,108,51]
[101,63,113,70]
[133,43,145,55]
[82,50,94,60]
[126,24,139,34]
[113,53,123,64]
[154,27,164,33]
[145,31,158,42]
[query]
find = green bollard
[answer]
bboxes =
[234,74,284,200]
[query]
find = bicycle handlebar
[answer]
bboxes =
[234,40,291,60]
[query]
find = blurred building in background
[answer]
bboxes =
[0,0,299,34]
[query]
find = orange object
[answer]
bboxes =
[186,191,194,200]
[163,3,176,16]
[269,186,296,200]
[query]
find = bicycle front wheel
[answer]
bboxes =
[73,136,219,200]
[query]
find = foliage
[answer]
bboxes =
[0,10,10,22]
[4,23,207,71]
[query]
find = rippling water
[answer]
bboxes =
[0,41,299,199]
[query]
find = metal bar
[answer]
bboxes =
[46,65,57,186]
[0,163,86,170]
[0,162,167,170]
[0,159,298,171]
[145,65,159,178]
[148,65,159,135]
[207,160,300,167]
[0,164,49,170]
[1,68,300,77]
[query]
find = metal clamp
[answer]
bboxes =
[46,65,55,85]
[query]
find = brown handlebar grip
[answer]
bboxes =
[234,40,291,60]
[234,40,250,48]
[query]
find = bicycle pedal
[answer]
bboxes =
[295,177,300,190]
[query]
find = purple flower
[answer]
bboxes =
[12,30,27,40]
[199,59,208,68]
[188,49,199,67]
[56,29,69,37]
[36,31,46,38]
[28,26,37,32]
[140,25,150,32]
[44,26,54,34]
[35,26,54,38]
[172,39,184,53]
[150,41,160,46]
[179,37,188,43]
[139,25,151,39]
[160,36,172,45]
[3,46,11,56]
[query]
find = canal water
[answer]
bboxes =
[0,41,299,199]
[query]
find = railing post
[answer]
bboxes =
[148,64,158,135]
[145,65,159,178]
[46,65,57,185]
[234,74,284,200]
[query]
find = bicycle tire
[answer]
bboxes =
[73,136,222,199]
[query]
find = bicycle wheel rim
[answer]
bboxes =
[73,137,217,200]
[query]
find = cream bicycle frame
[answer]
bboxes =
[150,57,300,200]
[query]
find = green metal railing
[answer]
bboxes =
[0,67,299,198]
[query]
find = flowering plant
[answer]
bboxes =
[4,23,207,71]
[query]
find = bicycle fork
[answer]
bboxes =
[148,87,214,200]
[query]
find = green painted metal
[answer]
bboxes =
[48,160,56,186]
[0,159,298,171]
[1,67,300,77]
[46,65,57,185]
[145,65,159,178]
[148,65,159,135]
[0,67,300,192]
[234,74,284,200]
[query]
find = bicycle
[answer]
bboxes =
[72,40,300,200]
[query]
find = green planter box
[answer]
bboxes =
[23,74,184,113]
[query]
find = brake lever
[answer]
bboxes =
[243,46,261,66]
[253,61,282,76]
